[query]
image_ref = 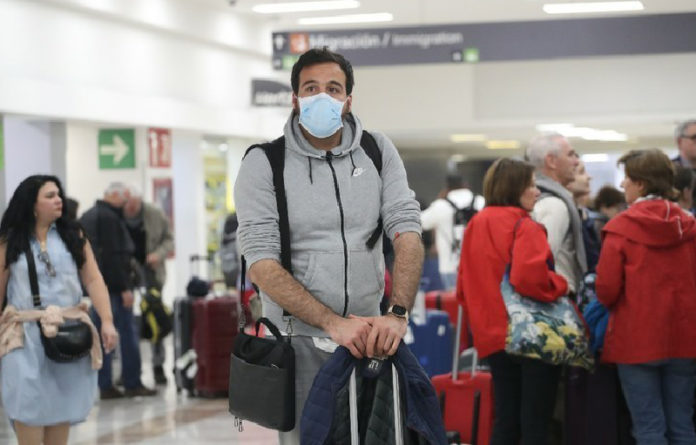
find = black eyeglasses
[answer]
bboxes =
[38,250,56,277]
[681,134,696,142]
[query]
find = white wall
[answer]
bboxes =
[171,131,207,299]
[0,0,286,139]
[352,53,696,152]
[2,117,67,203]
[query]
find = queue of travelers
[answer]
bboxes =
[0,44,694,445]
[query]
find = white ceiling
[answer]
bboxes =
[179,1,696,156]
[200,0,696,30]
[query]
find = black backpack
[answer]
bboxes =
[241,131,384,316]
[444,196,479,254]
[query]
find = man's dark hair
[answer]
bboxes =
[446,174,465,191]
[483,158,535,207]
[593,186,625,210]
[291,47,354,95]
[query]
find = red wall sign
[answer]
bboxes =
[148,128,171,168]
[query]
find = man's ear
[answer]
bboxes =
[292,93,299,114]
[344,95,352,114]
[545,152,558,170]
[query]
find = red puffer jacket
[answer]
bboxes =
[596,199,696,364]
[457,206,568,358]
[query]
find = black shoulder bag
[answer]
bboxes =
[26,249,93,362]
[228,258,295,432]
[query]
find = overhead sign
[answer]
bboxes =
[272,12,696,69]
[251,79,292,107]
[98,129,135,169]
[148,127,171,168]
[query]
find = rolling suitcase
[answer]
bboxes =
[173,296,195,395]
[432,306,494,445]
[425,290,470,351]
[192,295,239,397]
[173,254,213,395]
[406,310,453,377]
[348,362,405,445]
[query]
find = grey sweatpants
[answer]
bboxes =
[278,336,333,445]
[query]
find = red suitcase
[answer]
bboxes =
[425,290,469,351]
[431,307,494,445]
[192,295,239,397]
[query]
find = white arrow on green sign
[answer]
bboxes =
[98,129,135,169]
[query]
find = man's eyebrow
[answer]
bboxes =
[327,80,344,88]
[300,79,318,87]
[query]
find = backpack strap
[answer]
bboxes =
[244,136,292,318]
[360,130,384,250]
[244,136,292,275]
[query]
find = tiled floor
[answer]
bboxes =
[0,343,279,444]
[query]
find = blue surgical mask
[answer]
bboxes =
[297,92,346,138]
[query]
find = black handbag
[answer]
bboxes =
[228,316,295,432]
[25,249,93,363]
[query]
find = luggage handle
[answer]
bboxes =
[452,304,478,380]
[254,317,285,342]
[350,363,404,445]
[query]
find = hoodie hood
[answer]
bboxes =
[603,199,696,247]
[284,111,363,160]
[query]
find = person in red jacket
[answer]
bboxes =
[458,158,568,445]
[596,148,696,445]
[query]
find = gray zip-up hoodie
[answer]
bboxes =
[234,113,421,337]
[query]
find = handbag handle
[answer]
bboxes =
[24,249,42,308]
[255,317,284,341]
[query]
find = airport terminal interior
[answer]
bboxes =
[1,0,696,443]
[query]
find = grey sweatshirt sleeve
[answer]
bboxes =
[372,132,422,240]
[233,148,282,267]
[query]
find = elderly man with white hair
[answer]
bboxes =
[526,133,586,295]
[80,182,157,399]
[123,184,174,384]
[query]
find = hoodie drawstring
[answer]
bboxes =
[308,157,313,184]
[349,152,356,176]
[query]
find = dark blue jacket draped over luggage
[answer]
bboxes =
[300,343,448,445]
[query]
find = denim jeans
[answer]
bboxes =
[617,359,696,445]
[90,292,143,390]
[488,351,562,445]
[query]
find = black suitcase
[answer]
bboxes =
[173,297,195,395]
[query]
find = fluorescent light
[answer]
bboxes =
[253,1,360,14]
[543,1,644,14]
[298,12,393,25]
[535,123,628,142]
[486,140,521,150]
[450,134,487,143]
[582,153,610,163]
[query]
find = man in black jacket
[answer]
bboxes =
[81,182,156,399]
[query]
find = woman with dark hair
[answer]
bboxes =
[0,175,118,445]
[596,149,696,444]
[457,158,568,445]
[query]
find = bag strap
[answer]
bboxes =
[360,130,384,250]
[24,249,42,308]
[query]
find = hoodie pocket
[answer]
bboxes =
[348,250,383,313]
[301,252,345,314]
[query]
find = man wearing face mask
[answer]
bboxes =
[235,47,423,444]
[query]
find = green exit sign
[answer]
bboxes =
[98,129,135,169]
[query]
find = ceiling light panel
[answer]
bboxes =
[253,1,360,14]
[543,1,644,14]
[298,12,393,25]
